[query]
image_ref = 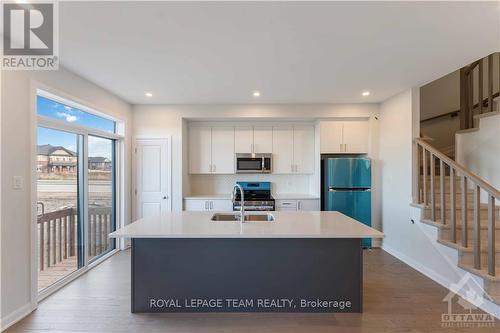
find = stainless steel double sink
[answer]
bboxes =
[211,213,275,222]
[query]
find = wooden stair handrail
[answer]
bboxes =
[415,138,500,199]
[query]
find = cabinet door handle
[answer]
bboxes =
[210,201,214,210]
[205,201,209,210]
[298,201,302,210]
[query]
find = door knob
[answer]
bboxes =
[162,196,168,199]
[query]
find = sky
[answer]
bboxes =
[37,96,114,159]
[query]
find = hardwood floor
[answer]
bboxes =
[6,249,499,333]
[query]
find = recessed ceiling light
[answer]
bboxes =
[145,92,153,97]
[362,91,371,97]
[253,91,261,97]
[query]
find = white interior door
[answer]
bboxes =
[135,139,171,219]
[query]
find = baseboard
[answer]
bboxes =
[382,244,500,319]
[1,302,35,332]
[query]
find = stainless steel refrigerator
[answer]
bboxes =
[321,157,372,248]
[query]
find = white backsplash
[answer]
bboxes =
[189,174,311,196]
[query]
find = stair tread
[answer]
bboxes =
[457,263,500,282]
[438,238,500,251]
[425,219,500,229]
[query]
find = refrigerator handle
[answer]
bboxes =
[328,188,371,192]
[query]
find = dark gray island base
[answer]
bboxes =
[131,238,362,313]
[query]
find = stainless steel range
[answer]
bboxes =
[232,181,275,211]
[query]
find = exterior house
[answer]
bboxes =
[37,144,77,173]
[88,156,112,171]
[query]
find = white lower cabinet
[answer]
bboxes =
[275,199,298,210]
[297,199,320,211]
[275,199,320,211]
[184,199,233,211]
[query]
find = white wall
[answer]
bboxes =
[456,113,500,199]
[0,67,132,329]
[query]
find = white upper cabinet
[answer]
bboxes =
[234,126,253,153]
[342,121,369,153]
[235,126,273,153]
[293,125,315,174]
[320,121,343,153]
[253,126,273,153]
[320,120,369,153]
[189,126,212,174]
[189,126,235,174]
[272,126,294,174]
[189,122,315,175]
[272,125,314,174]
[211,127,235,174]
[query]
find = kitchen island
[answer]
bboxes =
[109,211,383,313]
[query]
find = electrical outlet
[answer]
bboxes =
[12,176,23,190]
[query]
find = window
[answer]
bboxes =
[37,95,116,133]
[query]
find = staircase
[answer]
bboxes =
[414,138,500,304]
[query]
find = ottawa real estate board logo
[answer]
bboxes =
[2,1,58,70]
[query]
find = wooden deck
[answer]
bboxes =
[38,256,77,291]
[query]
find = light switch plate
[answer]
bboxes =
[12,176,23,190]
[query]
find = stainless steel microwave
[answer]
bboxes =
[235,153,272,173]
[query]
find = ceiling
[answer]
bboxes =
[59,1,500,105]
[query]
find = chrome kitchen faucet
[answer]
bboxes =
[231,183,245,223]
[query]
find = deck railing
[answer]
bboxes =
[415,138,500,277]
[37,207,113,271]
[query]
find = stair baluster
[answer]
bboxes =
[449,167,456,243]
[473,185,481,270]
[430,154,436,221]
[440,160,446,225]
[416,138,499,278]
[487,195,496,276]
[461,176,468,248]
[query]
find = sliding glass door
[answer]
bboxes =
[36,91,121,293]
[88,135,116,263]
[37,127,84,291]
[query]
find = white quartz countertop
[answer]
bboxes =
[109,211,384,239]
[273,194,320,200]
[183,194,320,200]
[184,194,231,200]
